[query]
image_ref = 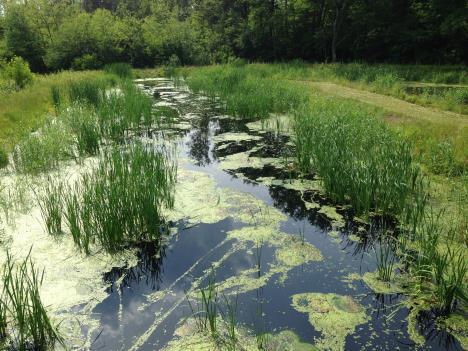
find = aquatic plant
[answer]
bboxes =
[50,85,62,112]
[188,269,219,341]
[1,249,63,350]
[293,97,421,217]
[222,293,238,350]
[36,178,64,236]
[68,79,106,107]
[61,103,101,156]
[63,142,176,254]
[12,121,74,174]
[186,65,308,119]
[104,63,133,79]
[375,243,395,282]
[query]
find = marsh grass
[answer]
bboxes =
[375,243,395,282]
[0,148,8,169]
[222,293,238,350]
[36,178,63,236]
[104,63,133,79]
[186,65,308,119]
[61,103,101,156]
[68,79,106,107]
[1,249,63,350]
[12,121,74,174]
[62,142,176,254]
[188,269,219,340]
[294,97,421,217]
[50,85,62,113]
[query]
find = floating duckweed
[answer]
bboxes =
[304,200,320,210]
[276,238,323,267]
[162,318,317,351]
[218,151,284,171]
[213,132,262,143]
[362,271,403,294]
[439,314,468,349]
[318,206,345,228]
[328,230,340,238]
[217,268,274,295]
[291,293,368,351]
[347,234,360,242]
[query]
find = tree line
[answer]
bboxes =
[0,0,466,72]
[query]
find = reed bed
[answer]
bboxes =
[185,65,308,119]
[104,63,133,79]
[0,249,63,350]
[294,96,421,216]
[62,142,177,254]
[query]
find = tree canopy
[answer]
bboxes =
[0,0,466,71]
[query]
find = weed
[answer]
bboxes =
[375,242,395,282]
[1,249,63,349]
[0,148,8,169]
[104,63,133,79]
[36,178,64,236]
[63,142,176,253]
[51,85,62,112]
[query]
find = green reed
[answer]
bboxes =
[293,96,421,217]
[36,178,64,236]
[1,249,63,350]
[12,121,74,174]
[61,103,101,156]
[186,65,308,119]
[104,63,133,79]
[375,243,395,282]
[62,142,176,254]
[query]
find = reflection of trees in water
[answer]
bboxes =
[186,112,215,166]
[103,241,167,294]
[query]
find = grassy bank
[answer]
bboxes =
[0,71,107,153]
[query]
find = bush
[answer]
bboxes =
[71,54,102,71]
[104,63,133,79]
[3,56,34,90]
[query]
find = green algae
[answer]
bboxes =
[291,293,368,351]
[213,132,262,143]
[347,234,360,242]
[439,314,468,349]
[318,206,345,229]
[162,318,317,351]
[362,271,403,294]
[275,238,323,267]
[217,151,284,171]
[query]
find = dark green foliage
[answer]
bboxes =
[68,80,105,107]
[0,148,8,169]
[104,63,133,79]
[72,54,103,71]
[37,179,64,236]
[4,0,467,71]
[1,249,64,350]
[2,56,34,90]
[51,85,62,111]
[63,143,176,254]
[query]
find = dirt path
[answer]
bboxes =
[296,80,468,126]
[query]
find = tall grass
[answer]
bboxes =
[1,249,63,350]
[12,121,74,174]
[185,65,308,119]
[62,142,176,254]
[36,178,64,236]
[294,96,421,216]
[104,63,133,79]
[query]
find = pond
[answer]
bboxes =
[84,79,463,350]
[0,78,464,351]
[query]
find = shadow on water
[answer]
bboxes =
[91,79,464,351]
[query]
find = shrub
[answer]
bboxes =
[3,56,34,90]
[71,54,102,71]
